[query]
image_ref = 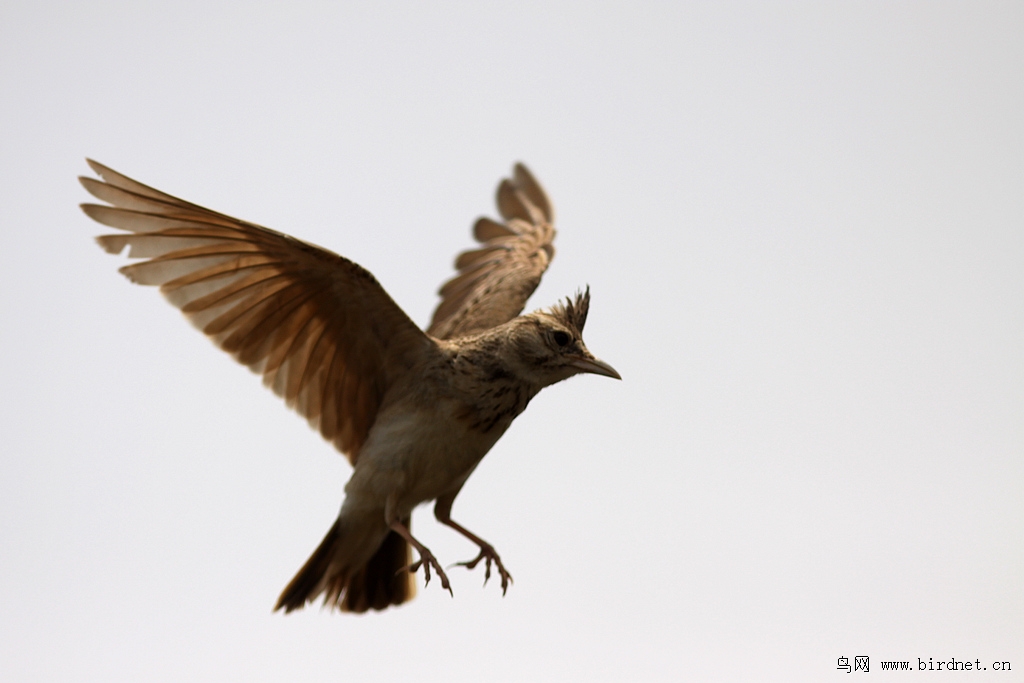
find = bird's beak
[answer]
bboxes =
[570,355,621,380]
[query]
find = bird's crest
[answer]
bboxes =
[547,287,590,333]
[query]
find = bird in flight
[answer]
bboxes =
[80,160,620,613]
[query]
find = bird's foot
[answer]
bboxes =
[408,548,453,596]
[454,544,513,595]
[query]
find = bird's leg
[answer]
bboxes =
[434,499,513,595]
[388,518,453,596]
[444,519,514,595]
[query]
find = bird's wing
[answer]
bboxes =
[81,159,435,465]
[427,163,556,340]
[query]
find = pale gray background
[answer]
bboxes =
[1,2,1021,681]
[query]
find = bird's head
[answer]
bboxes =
[505,287,621,388]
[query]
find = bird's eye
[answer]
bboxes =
[553,331,571,347]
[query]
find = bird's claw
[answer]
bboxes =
[453,545,513,595]
[408,549,453,596]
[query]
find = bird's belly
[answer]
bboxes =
[343,399,507,516]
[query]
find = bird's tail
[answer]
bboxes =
[274,514,416,613]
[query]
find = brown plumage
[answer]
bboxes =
[81,159,620,613]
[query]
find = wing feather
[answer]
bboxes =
[81,160,434,463]
[427,163,557,339]
[473,217,517,242]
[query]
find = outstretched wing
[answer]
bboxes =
[81,160,434,464]
[427,163,556,340]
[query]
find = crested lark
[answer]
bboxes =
[81,160,619,613]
